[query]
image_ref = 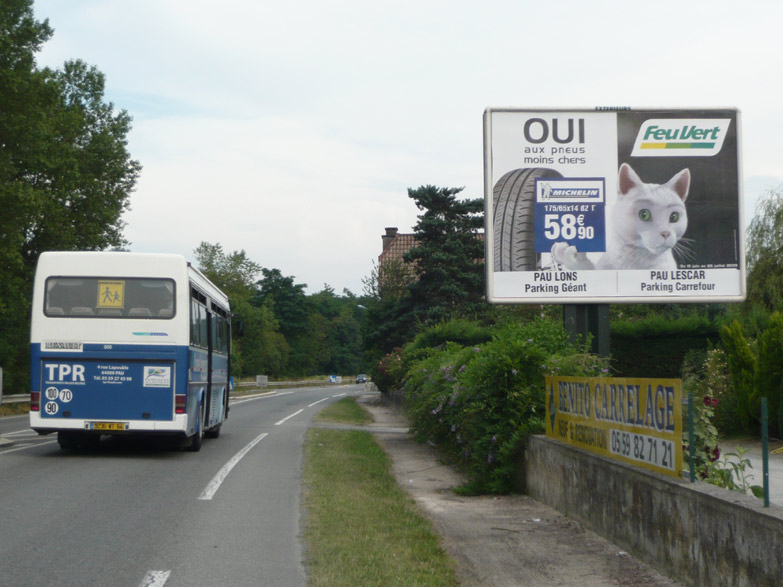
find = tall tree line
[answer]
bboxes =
[1,0,140,389]
[193,243,367,379]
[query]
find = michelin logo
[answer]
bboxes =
[537,179,604,203]
[631,118,731,157]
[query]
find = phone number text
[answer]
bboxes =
[610,429,675,471]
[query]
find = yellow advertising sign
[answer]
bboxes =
[97,280,125,309]
[545,376,683,478]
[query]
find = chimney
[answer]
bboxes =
[382,227,398,251]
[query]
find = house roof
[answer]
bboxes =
[379,227,416,266]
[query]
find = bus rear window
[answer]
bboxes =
[44,277,176,319]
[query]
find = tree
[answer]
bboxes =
[193,242,261,302]
[249,268,313,375]
[361,259,417,362]
[0,1,140,390]
[231,297,289,378]
[309,286,365,374]
[405,185,486,325]
[193,243,293,378]
[745,186,783,312]
[252,268,310,336]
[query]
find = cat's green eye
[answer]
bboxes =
[670,212,680,223]
[638,209,651,221]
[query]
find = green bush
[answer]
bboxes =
[403,317,609,494]
[371,318,493,395]
[682,377,721,478]
[611,313,720,378]
[720,320,759,434]
[371,348,405,393]
[718,313,783,437]
[755,313,783,437]
[406,318,493,352]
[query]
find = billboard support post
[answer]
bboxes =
[563,304,609,357]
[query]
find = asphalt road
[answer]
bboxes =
[0,384,361,587]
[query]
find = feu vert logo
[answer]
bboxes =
[631,119,731,157]
[548,383,556,431]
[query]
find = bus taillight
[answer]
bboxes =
[175,394,186,414]
[31,391,41,411]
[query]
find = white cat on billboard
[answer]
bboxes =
[551,163,691,271]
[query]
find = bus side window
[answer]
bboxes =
[190,300,201,347]
[215,316,228,354]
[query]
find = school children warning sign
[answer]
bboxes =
[483,108,745,304]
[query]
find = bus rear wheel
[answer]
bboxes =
[58,431,79,450]
[205,396,225,439]
[57,431,99,450]
[186,400,205,452]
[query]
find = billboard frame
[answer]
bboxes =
[484,107,746,305]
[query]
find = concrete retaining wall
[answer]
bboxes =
[524,435,783,586]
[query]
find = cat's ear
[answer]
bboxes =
[618,163,643,196]
[666,168,691,202]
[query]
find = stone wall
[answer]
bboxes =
[524,435,783,587]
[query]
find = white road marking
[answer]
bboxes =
[229,390,294,406]
[308,398,329,408]
[138,569,171,587]
[198,432,268,501]
[0,440,58,454]
[275,409,303,426]
[332,393,347,398]
[4,429,38,437]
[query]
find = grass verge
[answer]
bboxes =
[312,396,372,425]
[0,403,30,417]
[304,400,458,586]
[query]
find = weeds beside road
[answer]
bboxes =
[303,397,458,586]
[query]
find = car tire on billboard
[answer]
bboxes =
[493,167,563,271]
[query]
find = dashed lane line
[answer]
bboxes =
[275,409,303,426]
[138,570,171,587]
[0,440,58,454]
[198,432,268,501]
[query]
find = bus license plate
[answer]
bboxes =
[90,422,128,431]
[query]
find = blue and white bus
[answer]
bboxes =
[30,252,231,451]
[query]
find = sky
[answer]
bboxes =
[32,0,783,295]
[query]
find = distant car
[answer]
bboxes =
[356,374,368,384]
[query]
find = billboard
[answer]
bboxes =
[484,108,745,304]
[545,375,683,478]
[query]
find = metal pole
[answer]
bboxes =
[762,397,770,507]
[689,392,695,482]
[563,304,610,357]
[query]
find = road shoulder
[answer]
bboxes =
[356,391,681,587]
